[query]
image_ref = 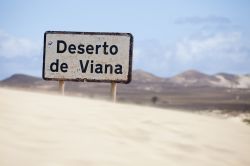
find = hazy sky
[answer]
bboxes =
[0,0,250,79]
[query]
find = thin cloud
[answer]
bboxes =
[175,16,231,25]
[135,31,250,76]
[166,31,250,74]
[174,32,242,60]
[0,30,41,58]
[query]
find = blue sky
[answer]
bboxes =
[0,0,250,79]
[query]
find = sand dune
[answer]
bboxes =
[0,88,250,166]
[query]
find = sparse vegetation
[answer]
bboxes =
[1,70,250,112]
[243,118,250,125]
[151,96,159,104]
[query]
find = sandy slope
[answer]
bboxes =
[0,88,250,166]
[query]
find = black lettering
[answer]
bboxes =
[79,60,89,73]
[110,45,118,55]
[57,40,67,53]
[77,44,85,54]
[86,45,94,54]
[114,64,122,74]
[60,63,68,72]
[68,44,76,54]
[56,42,119,55]
[90,60,94,73]
[50,59,59,72]
[95,45,101,54]
[104,64,113,74]
[95,64,103,73]
[103,42,109,55]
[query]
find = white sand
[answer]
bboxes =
[0,88,250,166]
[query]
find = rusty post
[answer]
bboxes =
[111,82,117,102]
[59,80,65,95]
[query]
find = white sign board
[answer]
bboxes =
[43,31,133,83]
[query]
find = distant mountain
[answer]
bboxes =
[132,69,165,82]
[168,70,219,87]
[211,73,250,89]
[1,70,250,111]
[215,73,238,83]
[1,74,41,87]
[1,70,250,89]
[173,70,211,80]
[167,70,250,88]
[0,74,58,90]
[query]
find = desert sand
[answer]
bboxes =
[0,88,250,166]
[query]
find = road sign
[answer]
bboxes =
[43,31,133,83]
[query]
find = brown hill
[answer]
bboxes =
[1,70,250,111]
[132,69,165,82]
[168,70,219,87]
[1,74,41,87]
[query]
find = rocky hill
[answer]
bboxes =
[168,70,250,88]
[1,70,250,111]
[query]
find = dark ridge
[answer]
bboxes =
[175,69,210,79]
[0,74,41,87]
[0,70,250,111]
[216,73,239,84]
[132,69,164,82]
